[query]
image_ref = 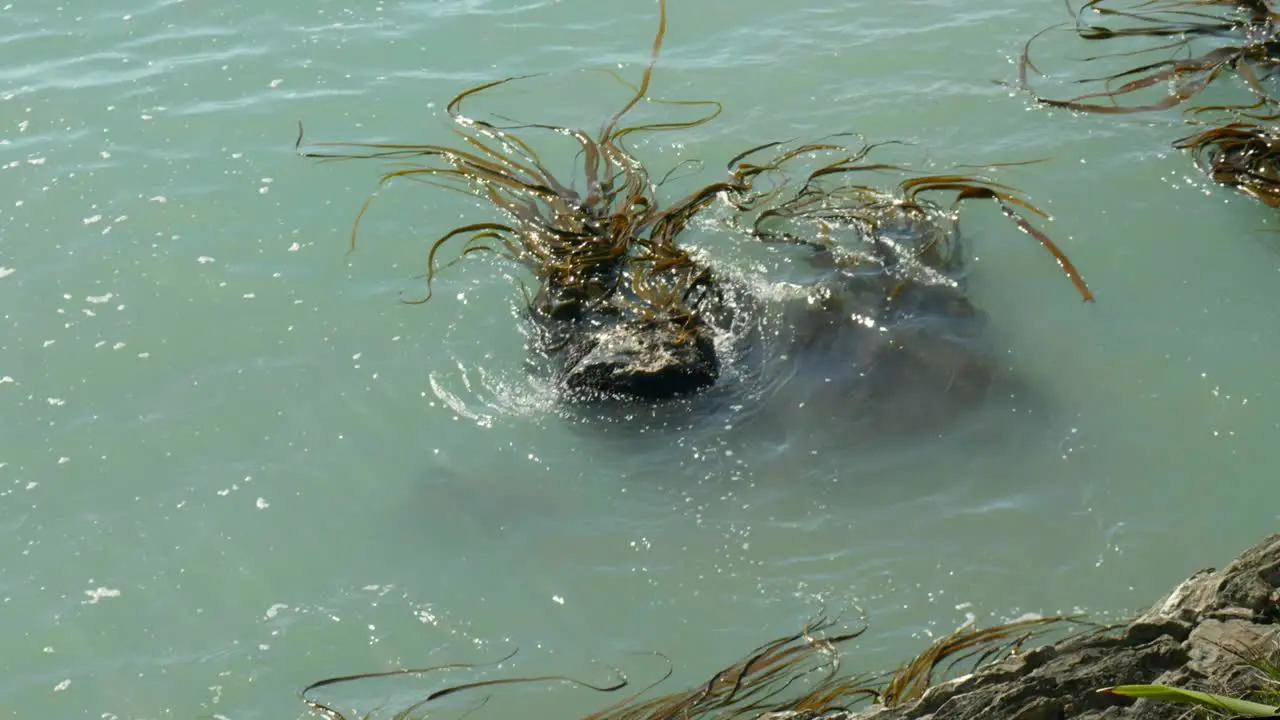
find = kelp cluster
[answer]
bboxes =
[1020,0,1280,206]
[299,615,1081,720]
[1175,111,1280,205]
[299,0,729,336]
[284,5,1121,718]
[1021,0,1280,115]
[300,0,1091,402]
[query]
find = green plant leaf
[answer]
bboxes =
[1101,684,1280,717]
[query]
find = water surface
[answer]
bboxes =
[2,0,1279,718]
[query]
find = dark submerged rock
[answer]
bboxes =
[527,260,726,403]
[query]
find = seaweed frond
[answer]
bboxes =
[299,615,1085,720]
[1019,0,1280,115]
[1175,108,1280,204]
[297,0,732,331]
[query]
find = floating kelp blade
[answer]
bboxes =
[298,647,638,720]
[298,616,1084,720]
[1019,0,1280,114]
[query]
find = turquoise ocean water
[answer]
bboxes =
[3,0,1279,717]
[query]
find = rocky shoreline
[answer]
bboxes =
[862,533,1280,720]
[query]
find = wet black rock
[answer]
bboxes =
[558,319,720,401]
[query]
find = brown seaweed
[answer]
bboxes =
[299,647,628,720]
[1174,109,1280,204]
[878,616,1072,707]
[298,615,1085,720]
[299,0,1093,333]
[1014,1,1280,209]
[725,143,1095,302]
[297,0,745,338]
[1019,0,1280,115]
